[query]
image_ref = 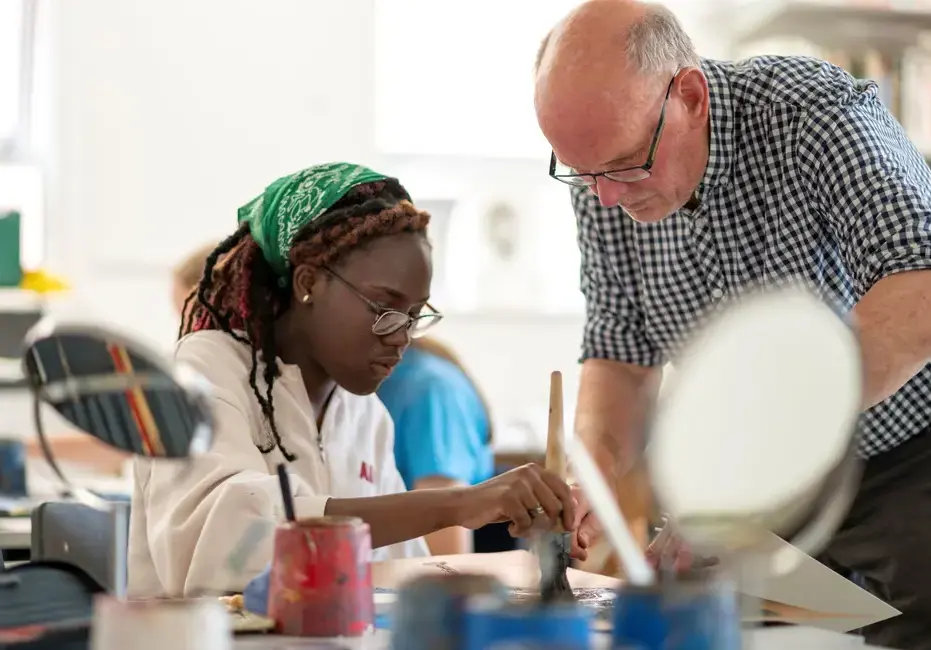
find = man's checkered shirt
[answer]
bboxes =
[573,55,931,458]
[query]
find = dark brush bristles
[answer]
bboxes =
[539,531,574,604]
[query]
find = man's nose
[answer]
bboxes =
[594,177,631,208]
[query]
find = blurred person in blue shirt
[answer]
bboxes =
[377,337,499,555]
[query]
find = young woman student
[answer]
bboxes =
[127,163,586,597]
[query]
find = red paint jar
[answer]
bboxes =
[267,516,373,637]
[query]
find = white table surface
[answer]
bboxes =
[0,516,30,549]
[232,626,884,649]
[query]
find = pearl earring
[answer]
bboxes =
[301,294,311,304]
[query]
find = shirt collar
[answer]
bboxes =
[696,58,735,197]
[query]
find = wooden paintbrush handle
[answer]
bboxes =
[546,370,566,480]
[546,371,568,533]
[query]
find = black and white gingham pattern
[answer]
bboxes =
[574,56,931,458]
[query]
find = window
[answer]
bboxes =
[0,0,45,270]
[374,0,584,159]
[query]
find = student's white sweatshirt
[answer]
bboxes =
[127,330,428,598]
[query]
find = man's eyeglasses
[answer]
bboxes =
[323,267,443,339]
[549,72,678,187]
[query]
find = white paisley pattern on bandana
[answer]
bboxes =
[238,162,387,277]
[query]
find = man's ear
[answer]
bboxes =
[677,67,709,131]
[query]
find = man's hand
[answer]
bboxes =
[645,519,717,573]
[569,484,600,560]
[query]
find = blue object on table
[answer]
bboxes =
[0,438,27,497]
[612,580,742,650]
[243,563,271,615]
[391,575,508,650]
[463,603,592,650]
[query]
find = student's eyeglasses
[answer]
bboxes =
[322,267,443,338]
[549,72,678,186]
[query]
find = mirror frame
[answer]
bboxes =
[645,288,864,560]
[21,317,214,512]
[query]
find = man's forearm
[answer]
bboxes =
[853,270,931,409]
[573,358,662,545]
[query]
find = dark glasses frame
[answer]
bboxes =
[549,72,678,187]
[322,266,443,338]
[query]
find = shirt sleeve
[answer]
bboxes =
[802,95,931,298]
[392,381,486,487]
[137,335,329,597]
[573,187,666,366]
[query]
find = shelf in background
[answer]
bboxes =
[0,288,43,313]
[720,1,931,53]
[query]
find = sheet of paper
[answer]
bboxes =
[735,532,900,633]
[371,543,900,633]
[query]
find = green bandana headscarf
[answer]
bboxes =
[237,162,389,280]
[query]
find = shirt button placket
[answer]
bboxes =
[690,210,727,305]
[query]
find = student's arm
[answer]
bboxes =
[323,464,573,546]
[327,402,568,550]
[415,476,473,555]
[395,380,489,554]
[141,388,574,595]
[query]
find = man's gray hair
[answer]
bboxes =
[626,3,700,75]
[534,2,699,76]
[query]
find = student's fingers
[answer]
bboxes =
[538,469,576,530]
[522,468,563,524]
[505,488,534,534]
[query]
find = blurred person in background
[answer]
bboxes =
[535,1,931,647]
[171,241,218,319]
[377,336,511,555]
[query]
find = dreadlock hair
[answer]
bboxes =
[179,178,431,460]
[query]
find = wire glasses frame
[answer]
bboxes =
[549,72,678,187]
[323,267,443,339]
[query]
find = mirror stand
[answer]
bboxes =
[31,390,130,599]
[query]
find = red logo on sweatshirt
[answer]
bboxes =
[359,461,374,484]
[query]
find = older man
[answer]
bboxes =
[535,1,931,648]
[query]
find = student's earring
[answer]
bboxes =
[301,294,311,304]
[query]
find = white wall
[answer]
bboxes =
[37,0,719,450]
[44,0,379,345]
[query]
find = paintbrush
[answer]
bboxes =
[538,370,574,603]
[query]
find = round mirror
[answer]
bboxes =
[20,318,216,599]
[21,319,214,499]
[647,288,863,561]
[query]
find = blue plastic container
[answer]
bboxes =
[463,602,591,650]
[391,574,508,650]
[611,576,741,650]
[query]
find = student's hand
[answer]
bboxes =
[455,464,576,536]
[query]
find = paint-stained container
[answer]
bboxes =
[267,516,373,637]
[463,601,592,650]
[392,574,508,650]
[611,573,741,650]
